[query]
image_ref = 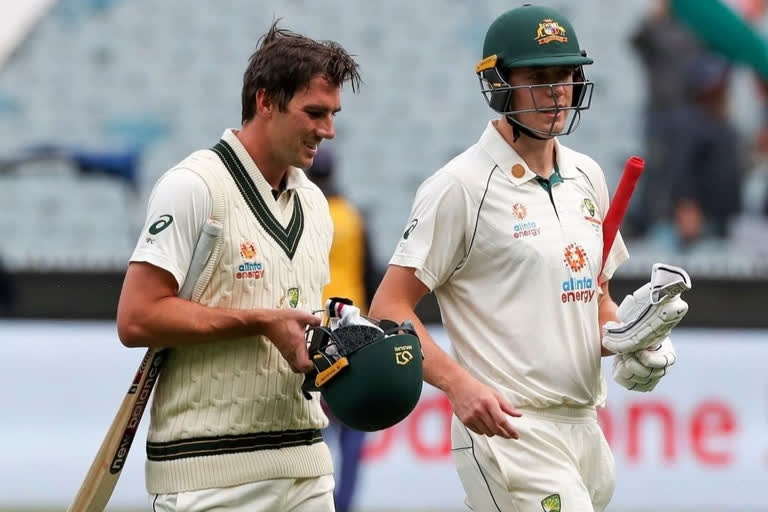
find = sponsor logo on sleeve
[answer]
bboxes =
[403,219,418,240]
[148,214,173,235]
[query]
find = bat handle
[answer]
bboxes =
[601,156,645,274]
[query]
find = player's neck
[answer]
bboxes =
[515,139,556,179]
[233,125,289,190]
[496,119,557,179]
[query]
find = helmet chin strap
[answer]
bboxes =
[506,115,554,142]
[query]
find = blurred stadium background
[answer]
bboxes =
[1,0,767,511]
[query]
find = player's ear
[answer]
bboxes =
[255,88,275,118]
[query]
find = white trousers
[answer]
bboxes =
[150,474,335,512]
[451,406,615,512]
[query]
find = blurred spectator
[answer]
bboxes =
[306,146,381,512]
[650,54,744,248]
[630,1,746,248]
[674,55,743,237]
[748,75,768,217]
[628,0,703,238]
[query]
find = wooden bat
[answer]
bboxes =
[67,219,222,512]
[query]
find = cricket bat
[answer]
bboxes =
[601,155,644,268]
[66,219,223,512]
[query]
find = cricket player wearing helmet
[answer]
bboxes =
[370,4,689,511]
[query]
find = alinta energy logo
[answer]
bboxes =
[561,243,595,304]
[512,202,541,239]
[236,240,264,280]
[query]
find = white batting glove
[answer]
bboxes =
[602,263,691,354]
[612,337,676,392]
[635,336,677,368]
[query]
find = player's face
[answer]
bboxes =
[507,66,575,134]
[270,74,340,170]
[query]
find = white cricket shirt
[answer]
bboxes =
[391,121,629,408]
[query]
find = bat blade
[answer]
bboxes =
[67,219,222,512]
[66,348,164,512]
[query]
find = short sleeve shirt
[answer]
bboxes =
[390,121,629,408]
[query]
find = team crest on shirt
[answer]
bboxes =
[561,243,595,304]
[541,493,561,512]
[236,240,264,280]
[512,202,541,239]
[580,197,602,233]
[280,287,304,308]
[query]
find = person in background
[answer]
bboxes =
[306,146,381,512]
[628,0,703,238]
[657,53,744,247]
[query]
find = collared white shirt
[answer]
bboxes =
[390,120,629,408]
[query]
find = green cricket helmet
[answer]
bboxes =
[302,299,423,432]
[476,4,594,138]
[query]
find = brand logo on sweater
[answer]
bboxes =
[236,240,264,280]
[240,240,257,260]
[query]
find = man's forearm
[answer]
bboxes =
[118,299,272,349]
[369,299,466,394]
[598,283,620,356]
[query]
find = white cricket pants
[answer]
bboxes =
[451,406,615,511]
[150,474,335,512]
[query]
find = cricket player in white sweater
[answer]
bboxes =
[117,22,361,512]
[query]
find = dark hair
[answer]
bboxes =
[241,20,362,123]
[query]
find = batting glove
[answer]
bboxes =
[612,337,676,392]
[602,263,691,354]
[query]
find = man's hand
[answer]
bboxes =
[262,309,321,373]
[446,372,522,439]
[603,263,691,354]
[613,337,676,392]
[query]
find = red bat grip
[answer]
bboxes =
[601,156,644,268]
